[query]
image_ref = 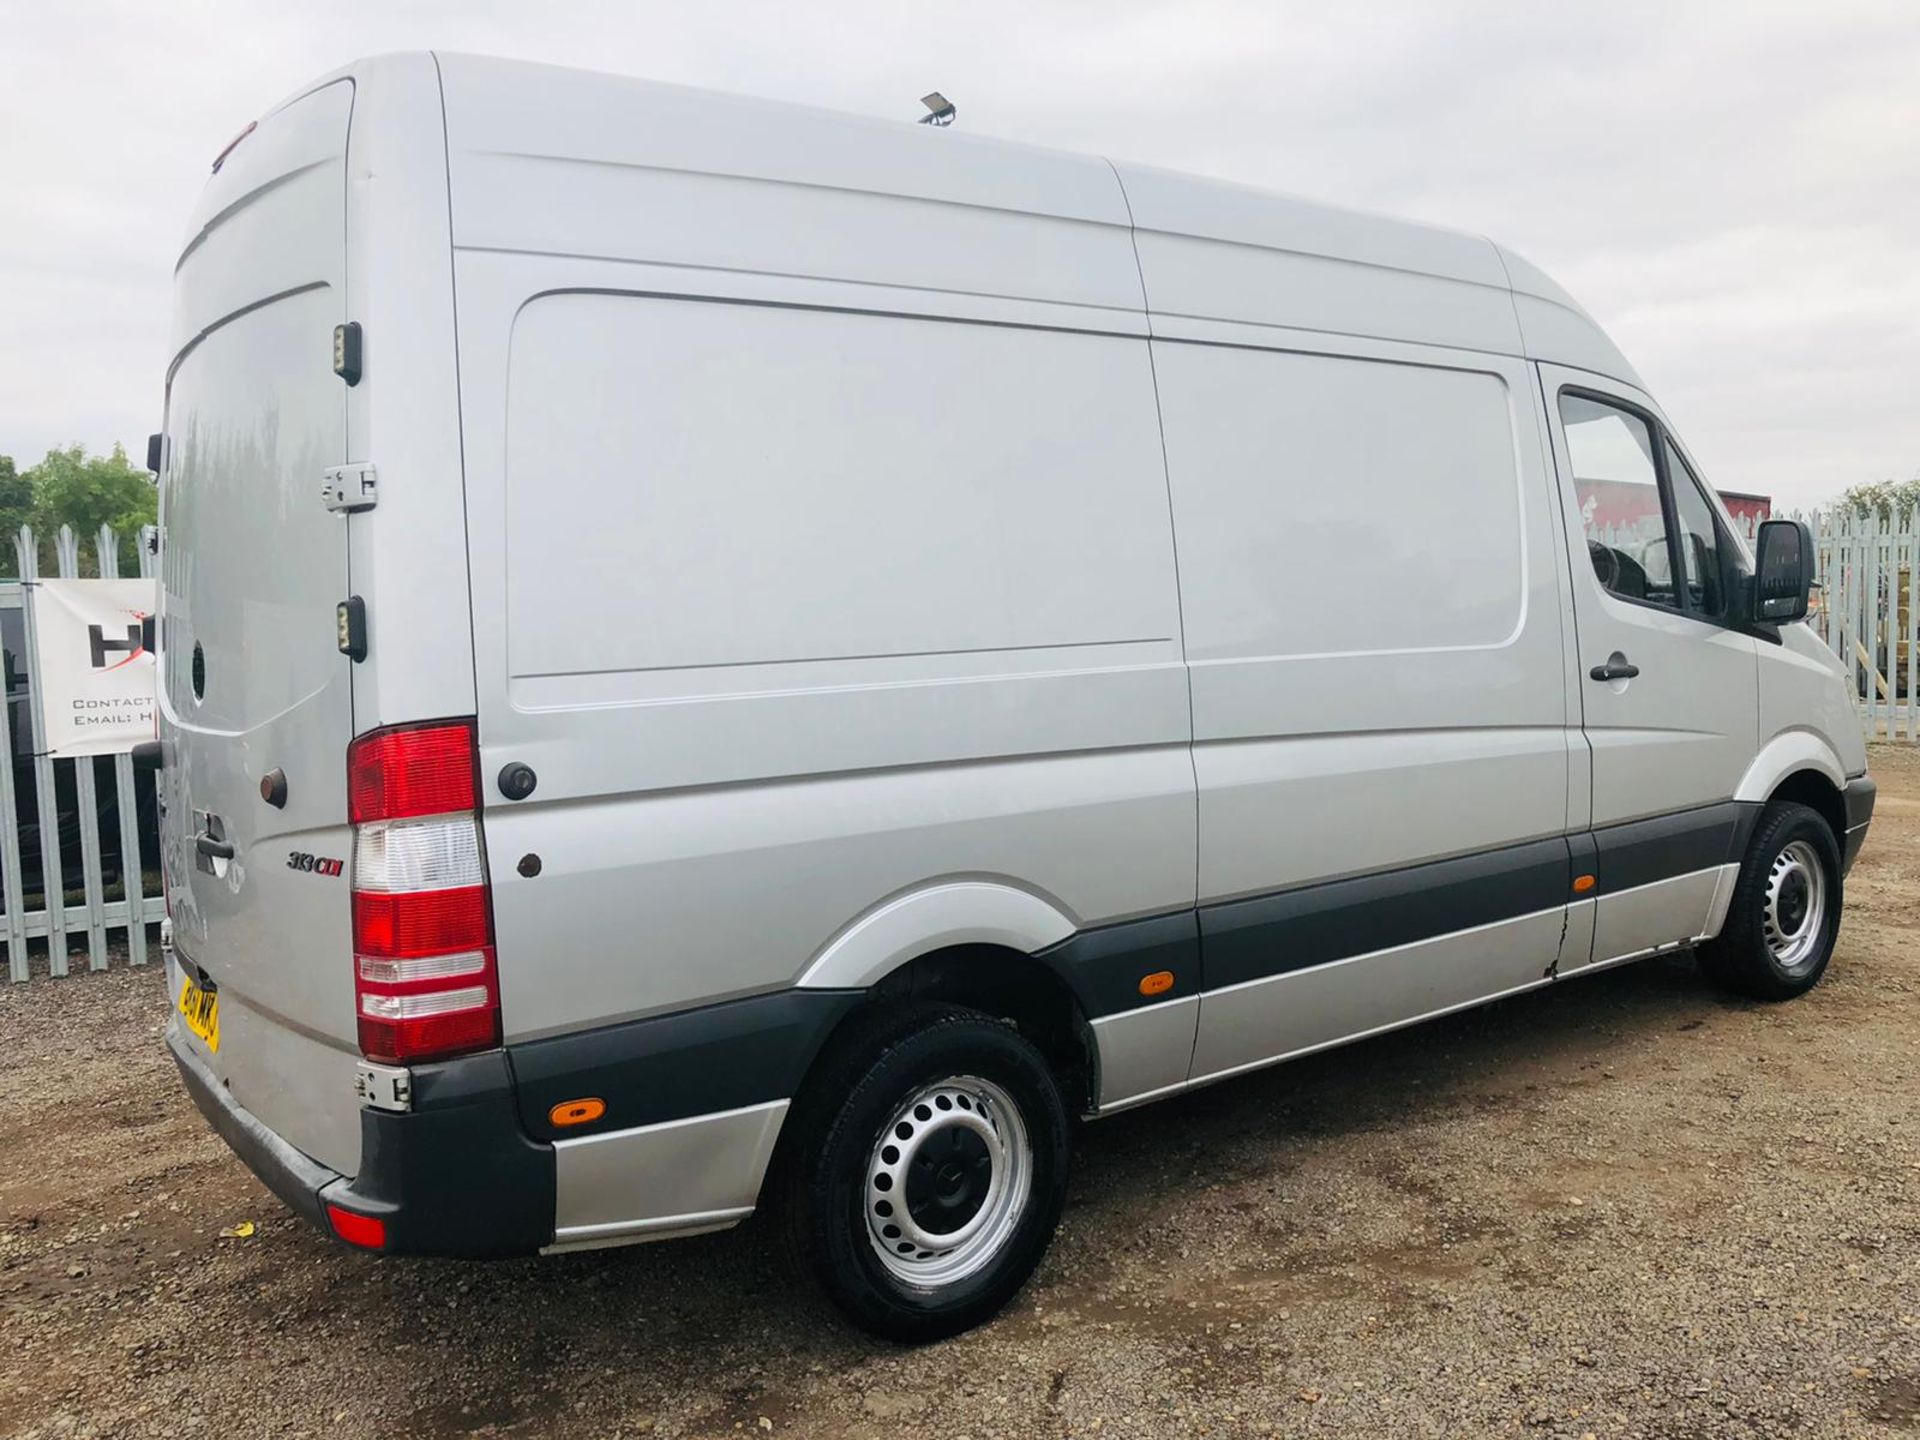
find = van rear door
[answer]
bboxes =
[158,79,362,1177]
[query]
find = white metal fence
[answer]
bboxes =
[2,524,162,981]
[1803,507,1920,743]
[2,509,1915,983]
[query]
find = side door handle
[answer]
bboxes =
[1589,652,1640,682]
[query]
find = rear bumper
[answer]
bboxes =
[168,1027,555,1258]
[167,984,851,1256]
[1842,775,1876,875]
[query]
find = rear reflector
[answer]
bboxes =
[348,719,499,1064]
[325,1203,387,1250]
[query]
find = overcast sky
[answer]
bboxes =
[3,0,1915,511]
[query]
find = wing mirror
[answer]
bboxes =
[1752,518,1813,623]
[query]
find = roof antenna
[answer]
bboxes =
[917,92,955,127]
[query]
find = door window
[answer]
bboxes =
[1665,443,1726,617]
[1559,394,1677,608]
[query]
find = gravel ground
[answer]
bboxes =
[3,746,1916,1439]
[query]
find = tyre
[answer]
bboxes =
[1698,801,1842,1001]
[777,1003,1071,1342]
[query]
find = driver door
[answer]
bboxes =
[1537,363,1758,963]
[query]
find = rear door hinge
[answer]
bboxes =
[322,462,378,514]
[355,1060,412,1113]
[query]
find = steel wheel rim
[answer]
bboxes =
[1763,838,1827,973]
[864,1074,1032,1288]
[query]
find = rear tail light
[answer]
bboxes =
[348,720,499,1063]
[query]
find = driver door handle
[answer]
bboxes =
[1589,653,1640,682]
[195,833,235,861]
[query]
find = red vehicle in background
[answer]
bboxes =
[1718,490,1774,530]
[1577,478,1771,532]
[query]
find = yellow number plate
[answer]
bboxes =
[177,975,220,1053]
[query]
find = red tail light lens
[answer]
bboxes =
[353,886,489,958]
[326,1203,387,1249]
[348,722,479,825]
[347,719,498,1064]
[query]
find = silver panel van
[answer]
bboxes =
[158,53,1875,1340]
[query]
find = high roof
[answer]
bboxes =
[243,53,1646,386]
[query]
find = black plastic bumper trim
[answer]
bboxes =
[170,1031,554,1258]
[1842,775,1876,872]
[1035,909,1200,1018]
[1843,775,1876,831]
[508,988,864,1143]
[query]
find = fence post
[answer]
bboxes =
[1820,509,1839,700]
[1881,511,1896,742]
[140,525,160,957]
[0,554,26,980]
[1896,503,1912,744]
[1859,509,1872,735]
[55,527,111,970]
[100,524,152,965]
[1839,511,1858,736]
[1815,510,1834,655]
[1854,510,1871,737]
[14,525,70,973]
[1831,510,1842,659]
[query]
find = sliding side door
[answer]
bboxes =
[1155,337,1577,1085]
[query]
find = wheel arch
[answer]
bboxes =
[791,881,1101,1115]
[762,936,1098,1222]
[794,880,1078,992]
[1735,730,1847,839]
[810,941,1097,1115]
[1765,769,1849,852]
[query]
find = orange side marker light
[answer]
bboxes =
[1572,874,1597,894]
[549,1098,607,1128]
[1139,970,1176,998]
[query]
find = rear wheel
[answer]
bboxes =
[1699,801,1842,1001]
[778,1003,1070,1342]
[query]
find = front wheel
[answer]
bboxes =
[778,1004,1070,1342]
[1699,800,1842,1001]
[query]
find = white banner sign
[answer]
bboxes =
[30,577,160,758]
